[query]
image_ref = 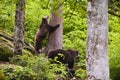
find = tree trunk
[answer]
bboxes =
[86,0,109,80]
[43,7,63,54]
[13,0,26,55]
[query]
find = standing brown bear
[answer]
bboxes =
[47,49,79,69]
[34,16,59,53]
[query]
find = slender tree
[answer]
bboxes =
[86,0,109,80]
[43,0,63,54]
[13,0,26,55]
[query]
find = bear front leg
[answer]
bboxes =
[68,61,74,69]
[34,38,42,53]
[49,24,60,33]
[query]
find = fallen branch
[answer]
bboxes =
[0,34,13,41]
[0,33,36,54]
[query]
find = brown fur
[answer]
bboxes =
[34,17,59,53]
[48,49,79,69]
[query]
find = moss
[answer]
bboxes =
[0,28,13,37]
[23,50,33,56]
[0,43,13,61]
[0,30,14,61]
[0,35,13,48]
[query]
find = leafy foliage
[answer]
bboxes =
[75,68,87,79]
[10,54,67,80]
[2,65,36,80]
[108,0,120,17]
[0,70,6,80]
[108,16,120,80]
[0,0,15,32]
[0,0,120,80]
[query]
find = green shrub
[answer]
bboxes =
[108,17,120,80]
[10,54,67,80]
[109,40,120,80]
[2,65,36,80]
[75,68,87,79]
[0,70,6,80]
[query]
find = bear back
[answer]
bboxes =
[47,49,79,68]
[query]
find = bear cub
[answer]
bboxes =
[34,16,60,53]
[48,49,79,69]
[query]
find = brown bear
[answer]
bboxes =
[47,49,79,69]
[34,16,59,53]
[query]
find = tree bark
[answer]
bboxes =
[86,0,109,80]
[43,7,63,54]
[13,0,26,55]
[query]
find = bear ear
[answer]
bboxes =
[43,16,49,21]
[44,16,49,19]
[42,16,49,23]
[42,18,47,22]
